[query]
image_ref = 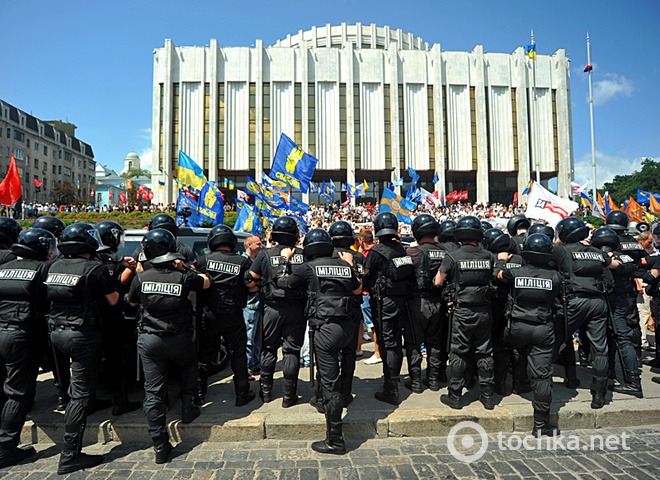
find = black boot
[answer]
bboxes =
[181,394,201,424]
[404,367,423,394]
[479,386,496,410]
[425,365,441,392]
[339,369,354,407]
[153,435,173,464]
[612,370,643,398]
[494,379,508,396]
[0,446,36,468]
[281,378,299,408]
[440,388,462,410]
[234,378,256,407]
[310,394,325,413]
[531,411,560,437]
[194,372,208,407]
[311,393,346,455]
[112,382,141,416]
[56,394,69,412]
[590,377,607,409]
[374,375,400,406]
[58,450,103,475]
[562,347,580,389]
[259,371,273,403]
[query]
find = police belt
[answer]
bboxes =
[49,324,99,333]
[137,327,192,337]
[0,323,28,331]
[571,292,603,299]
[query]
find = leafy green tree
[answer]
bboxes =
[120,168,151,179]
[600,158,660,205]
[51,181,80,205]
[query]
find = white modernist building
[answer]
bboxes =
[151,23,574,205]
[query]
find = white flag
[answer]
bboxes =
[419,187,437,210]
[237,189,249,202]
[525,183,579,227]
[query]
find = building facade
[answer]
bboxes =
[151,23,574,205]
[95,151,151,208]
[0,99,96,204]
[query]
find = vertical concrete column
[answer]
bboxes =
[473,46,489,204]
[431,44,446,194]
[208,39,219,184]
[554,49,574,196]
[513,48,531,197]
[345,42,355,204]
[162,39,175,204]
[255,39,264,182]
[301,41,310,204]
[389,44,401,195]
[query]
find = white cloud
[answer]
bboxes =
[138,128,152,140]
[138,147,153,171]
[592,73,634,106]
[573,150,646,188]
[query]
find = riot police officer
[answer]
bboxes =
[32,215,66,240]
[0,217,21,265]
[45,223,119,474]
[246,216,306,406]
[95,221,141,416]
[277,229,361,454]
[553,217,617,409]
[310,220,365,410]
[591,227,643,398]
[131,213,195,266]
[0,228,56,467]
[435,216,495,410]
[195,225,255,407]
[527,223,555,240]
[363,212,416,406]
[406,214,446,392]
[126,229,210,464]
[494,234,562,436]
[484,228,525,396]
[507,214,531,253]
[438,220,460,252]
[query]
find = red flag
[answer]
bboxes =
[109,190,113,201]
[513,192,518,207]
[148,191,154,200]
[34,178,43,188]
[90,188,95,198]
[0,151,23,206]
[584,65,593,73]
[458,190,468,201]
[138,183,146,192]
[446,190,458,201]
[136,191,141,200]
[119,192,127,204]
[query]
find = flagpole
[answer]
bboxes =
[587,33,597,206]
[531,29,540,185]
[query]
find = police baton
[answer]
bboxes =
[309,325,315,387]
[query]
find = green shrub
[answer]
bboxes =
[582,215,605,227]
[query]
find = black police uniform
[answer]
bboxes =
[552,243,610,405]
[196,250,253,405]
[496,260,561,432]
[283,255,360,454]
[46,257,116,466]
[406,241,447,391]
[249,245,306,404]
[0,251,15,266]
[0,257,49,464]
[439,245,494,401]
[132,240,195,268]
[363,239,415,404]
[127,264,205,448]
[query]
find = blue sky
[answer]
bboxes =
[2,0,658,188]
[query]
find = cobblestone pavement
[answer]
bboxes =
[1,425,658,480]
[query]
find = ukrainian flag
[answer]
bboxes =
[521,180,533,196]
[158,180,165,189]
[379,187,416,225]
[270,133,319,192]
[525,43,537,60]
[177,151,207,193]
[233,204,261,235]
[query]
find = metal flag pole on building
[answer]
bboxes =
[531,30,540,184]
[587,33,597,205]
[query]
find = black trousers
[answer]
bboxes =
[370,295,405,380]
[50,328,102,452]
[338,315,360,399]
[448,305,494,393]
[199,307,249,383]
[409,295,443,373]
[505,320,554,416]
[261,303,306,380]
[0,327,41,452]
[138,332,198,442]
[607,296,638,374]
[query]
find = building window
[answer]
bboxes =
[354,84,361,170]
[34,142,38,151]
[64,151,72,161]
[53,165,57,174]
[428,85,435,171]
[398,85,405,170]
[294,83,302,146]
[552,89,559,171]
[44,146,47,155]
[249,82,256,171]
[83,161,87,169]
[53,149,56,159]
[63,167,71,176]
[204,83,210,171]
[262,83,270,170]
[6,128,10,139]
[44,162,47,173]
[34,158,39,168]
[384,84,391,169]
[218,83,225,170]
[511,88,519,171]
[308,82,316,157]
[14,150,24,161]
[470,86,478,171]
[171,83,180,172]
[58,166,62,174]
[158,83,164,171]
[14,130,24,142]
[59,150,62,159]
[26,139,30,148]
[339,83,347,170]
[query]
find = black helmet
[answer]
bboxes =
[58,223,103,256]
[556,217,589,244]
[521,233,554,265]
[412,214,440,241]
[0,217,21,248]
[208,224,237,251]
[148,213,179,236]
[591,227,620,251]
[272,216,299,245]
[32,215,66,240]
[527,223,555,240]
[329,220,355,248]
[373,212,398,239]
[142,229,183,265]
[11,228,57,260]
[507,215,531,236]
[96,221,125,253]
[454,216,484,242]
[483,228,510,253]
[480,221,493,232]
[438,220,457,242]
[303,228,334,259]
[605,210,629,232]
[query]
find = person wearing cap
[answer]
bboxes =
[125,229,210,464]
[45,223,119,474]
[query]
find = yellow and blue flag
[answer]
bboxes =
[289,196,310,214]
[580,192,594,207]
[521,179,533,196]
[637,189,660,205]
[197,181,225,226]
[380,187,416,225]
[270,133,319,193]
[245,176,263,196]
[524,43,537,60]
[228,180,234,190]
[178,151,207,193]
[158,180,165,189]
[234,204,261,235]
[176,189,201,227]
[309,183,318,194]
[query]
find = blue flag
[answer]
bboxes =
[637,189,660,205]
[290,214,308,234]
[197,181,225,226]
[177,151,207,193]
[521,179,533,196]
[328,180,336,196]
[433,171,440,184]
[393,177,404,187]
[309,183,318,194]
[289,196,310,213]
[341,183,347,192]
[235,198,247,212]
[176,190,201,227]
[408,167,420,185]
[270,133,319,193]
[245,176,263,197]
[233,204,261,235]
[379,188,416,225]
